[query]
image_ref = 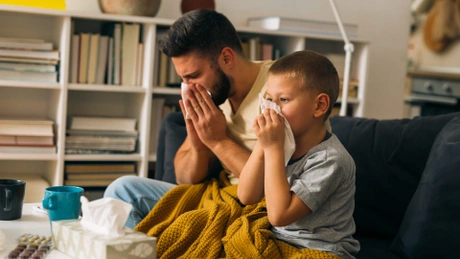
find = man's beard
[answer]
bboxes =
[210,66,232,106]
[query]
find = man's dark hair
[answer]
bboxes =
[159,9,244,60]
[268,50,340,119]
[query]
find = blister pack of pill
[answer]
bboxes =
[6,234,53,259]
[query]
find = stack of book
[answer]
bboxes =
[70,22,144,86]
[65,116,138,154]
[64,162,137,187]
[240,37,280,61]
[0,119,55,153]
[153,31,181,87]
[0,37,59,83]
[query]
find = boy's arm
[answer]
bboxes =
[237,142,265,205]
[264,149,311,227]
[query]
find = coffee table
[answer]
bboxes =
[0,203,72,259]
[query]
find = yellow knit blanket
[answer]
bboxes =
[135,173,340,259]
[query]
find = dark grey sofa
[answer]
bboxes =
[154,111,460,259]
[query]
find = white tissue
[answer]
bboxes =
[0,230,5,251]
[181,82,212,120]
[259,93,296,165]
[80,196,132,237]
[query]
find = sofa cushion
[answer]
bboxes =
[330,112,460,239]
[390,116,460,258]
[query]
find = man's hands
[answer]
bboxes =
[179,84,228,149]
[254,109,285,151]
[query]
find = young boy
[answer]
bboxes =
[238,50,360,258]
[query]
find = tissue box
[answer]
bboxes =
[52,220,157,259]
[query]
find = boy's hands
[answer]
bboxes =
[254,109,285,151]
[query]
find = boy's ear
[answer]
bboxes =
[314,93,330,118]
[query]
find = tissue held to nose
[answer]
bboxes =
[258,93,296,165]
[80,196,133,237]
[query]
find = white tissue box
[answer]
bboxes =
[52,220,157,259]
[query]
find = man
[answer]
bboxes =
[104,9,274,228]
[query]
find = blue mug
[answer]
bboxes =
[42,186,84,221]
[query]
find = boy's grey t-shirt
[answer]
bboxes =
[271,133,360,259]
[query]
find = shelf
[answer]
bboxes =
[0,4,175,25]
[0,80,60,89]
[0,5,368,185]
[336,97,360,104]
[152,87,181,95]
[0,153,58,161]
[235,25,369,43]
[64,154,143,161]
[68,83,146,93]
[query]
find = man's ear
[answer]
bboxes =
[314,93,330,118]
[220,47,235,67]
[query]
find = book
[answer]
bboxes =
[0,37,45,43]
[241,41,250,59]
[248,16,358,38]
[135,43,144,86]
[107,37,114,85]
[0,48,59,60]
[66,129,138,137]
[261,43,273,60]
[65,163,136,173]
[0,135,54,146]
[113,23,122,85]
[121,23,140,86]
[86,34,100,84]
[0,145,56,153]
[78,33,90,83]
[0,69,57,83]
[0,119,54,136]
[167,55,181,87]
[70,34,80,83]
[158,52,168,87]
[0,135,15,145]
[95,36,109,84]
[65,135,136,145]
[66,172,136,180]
[150,98,166,154]
[248,37,260,61]
[69,116,137,132]
[0,39,53,51]
[0,62,55,72]
[64,179,117,187]
[0,56,58,65]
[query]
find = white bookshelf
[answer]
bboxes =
[0,5,369,186]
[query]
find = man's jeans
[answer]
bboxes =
[104,176,176,228]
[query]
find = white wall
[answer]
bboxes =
[66,0,412,119]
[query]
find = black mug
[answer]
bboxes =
[0,179,26,220]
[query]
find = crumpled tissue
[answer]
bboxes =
[181,82,212,120]
[80,196,132,238]
[259,93,296,165]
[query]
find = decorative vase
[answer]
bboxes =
[180,0,215,14]
[99,0,162,17]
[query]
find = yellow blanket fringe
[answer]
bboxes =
[135,172,340,259]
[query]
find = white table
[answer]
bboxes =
[0,203,72,259]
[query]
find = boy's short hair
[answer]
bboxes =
[268,50,340,118]
[159,9,245,61]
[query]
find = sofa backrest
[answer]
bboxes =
[330,112,460,239]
